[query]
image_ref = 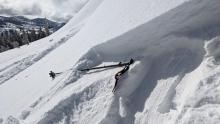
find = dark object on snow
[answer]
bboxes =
[129,58,134,65]
[80,58,135,72]
[49,71,56,79]
[112,64,130,92]
[49,71,62,79]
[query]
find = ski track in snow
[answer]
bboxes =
[0,32,78,85]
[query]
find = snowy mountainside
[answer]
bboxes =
[0,0,220,124]
[0,16,64,32]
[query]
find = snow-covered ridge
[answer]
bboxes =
[0,16,64,32]
[0,0,220,124]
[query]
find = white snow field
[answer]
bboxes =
[0,0,220,124]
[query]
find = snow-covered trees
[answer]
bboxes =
[30,29,37,42]
[0,27,52,52]
[0,17,54,52]
[22,30,29,45]
[45,19,50,36]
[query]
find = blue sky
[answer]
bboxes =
[0,0,88,22]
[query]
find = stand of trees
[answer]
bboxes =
[0,27,51,52]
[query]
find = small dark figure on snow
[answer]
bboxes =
[129,58,134,65]
[49,71,56,80]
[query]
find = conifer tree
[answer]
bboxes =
[22,30,29,45]
[30,28,37,42]
[44,18,50,36]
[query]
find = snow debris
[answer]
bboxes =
[205,36,220,62]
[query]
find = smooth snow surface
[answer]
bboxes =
[0,0,220,124]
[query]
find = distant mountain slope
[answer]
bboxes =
[0,16,66,53]
[0,16,65,32]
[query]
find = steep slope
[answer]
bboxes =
[0,0,220,124]
[0,0,105,121]
[57,0,220,124]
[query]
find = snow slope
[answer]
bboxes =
[0,0,105,120]
[0,0,220,124]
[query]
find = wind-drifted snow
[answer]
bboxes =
[0,0,220,124]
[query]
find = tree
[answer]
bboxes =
[30,28,37,42]
[44,18,50,36]
[22,30,29,45]
[37,27,43,39]
[14,30,23,46]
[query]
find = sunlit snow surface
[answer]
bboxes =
[0,0,220,124]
